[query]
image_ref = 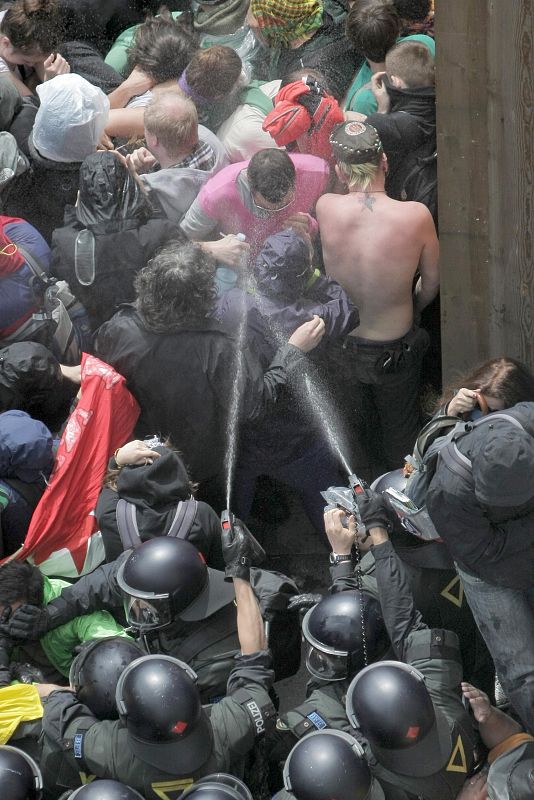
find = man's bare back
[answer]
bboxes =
[316,191,439,340]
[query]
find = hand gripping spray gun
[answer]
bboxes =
[320,473,370,666]
[220,510,269,635]
[220,510,267,567]
[321,473,368,536]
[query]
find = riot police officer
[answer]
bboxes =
[3,523,295,703]
[180,774,252,800]
[340,489,480,800]
[61,781,144,799]
[69,636,145,719]
[0,744,43,800]
[37,524,276,800]
[283,729,386,800]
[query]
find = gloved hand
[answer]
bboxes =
[2,604,51,640]
[287,593,323,613]
[10,662,46,684]
[222,518,262,582]
[355,489,393,533]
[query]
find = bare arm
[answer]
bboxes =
[462,682,523,750]
[105,107,145,139]
[234,577,267,655]
[414,208,440,315]
[107,66,153,110]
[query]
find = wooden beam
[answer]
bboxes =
[436,0,534,383]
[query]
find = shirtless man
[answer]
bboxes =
[316,121,439,476]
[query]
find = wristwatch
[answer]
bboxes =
[329,552,352,565]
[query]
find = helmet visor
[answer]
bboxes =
[125,596,173,631]
[305,643,349,681]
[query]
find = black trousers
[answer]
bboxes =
[327,326,430,479]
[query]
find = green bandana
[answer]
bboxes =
[251,0,324,47]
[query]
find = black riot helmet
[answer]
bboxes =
[116,654,213,773]
[0,745,43,800]
[68,780,145,799]
[283,730,385,800]
[346,661,456,777]
[371,468,407,494]
[116,537,234,632]
[69,636,145,719]
[181,774,252,800]
[302,591,390,681]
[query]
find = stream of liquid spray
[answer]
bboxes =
[223,278,354,508]
[224,287,248,510]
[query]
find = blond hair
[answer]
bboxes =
[338,160,380,191]
[144,91,198,160]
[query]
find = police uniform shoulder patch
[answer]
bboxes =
[440,575,464,608]
[306,711,327,730]
[446,735,467,773]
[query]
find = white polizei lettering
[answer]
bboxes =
[246,700,265,735]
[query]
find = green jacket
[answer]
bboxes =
[37,577,129,677]
[344,34,436,114]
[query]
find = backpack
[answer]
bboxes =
[0,245,92,364]
[399,132,437,225]
[395,411,529,541]
[115,497,198,550]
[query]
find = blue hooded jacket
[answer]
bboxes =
[0,409,54,555]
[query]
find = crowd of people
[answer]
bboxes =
[1,1,534,799]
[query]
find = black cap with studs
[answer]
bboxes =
[330,121,383,165]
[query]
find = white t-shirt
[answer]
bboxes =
[217,80,281,164]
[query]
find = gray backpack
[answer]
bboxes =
[394,411,529,540]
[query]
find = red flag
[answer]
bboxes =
[4,354,139,576]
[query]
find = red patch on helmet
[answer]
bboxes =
[405,726,420,740]
[171,721,188,734]
[198,551,206,564]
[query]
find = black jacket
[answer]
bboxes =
[4,137,81,244]
[97,450,225,567]
[367,83,436,222]
[95,306,306,483]
[427,403,534,589]
[265,0,362,100]
[51,206,183,330]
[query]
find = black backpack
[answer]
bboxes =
[115,497,198,550]
[399,132,438,226]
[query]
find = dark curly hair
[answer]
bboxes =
[0,561,44,607]
[135,241,217,333]
[127,12,198,84]
[247,149,296,203]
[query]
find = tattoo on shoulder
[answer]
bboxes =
[359,195,376,211]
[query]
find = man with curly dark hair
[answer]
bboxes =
[95,241,325,485]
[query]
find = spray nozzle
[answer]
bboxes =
[348,473,366,497]
[321,473,368,530]
[220,509,266,564]
[221,509,235,533]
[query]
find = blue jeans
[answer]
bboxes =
[457,565,534,732]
